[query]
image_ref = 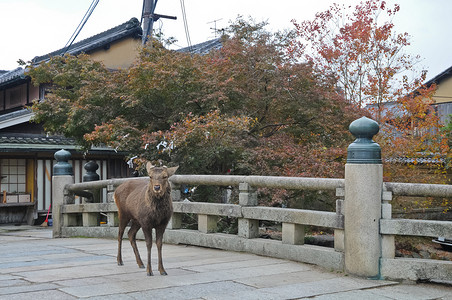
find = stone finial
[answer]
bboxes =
[83,161,100,182]
[53,149,73,175]
[347,116,382,164]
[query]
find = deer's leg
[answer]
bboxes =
[117,218,127,266]
[156,226,167,275]
[142,227,154,276]
[128,220,144,268]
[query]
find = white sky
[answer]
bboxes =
[1,0,451,81]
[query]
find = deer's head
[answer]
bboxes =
[146,162,178,198]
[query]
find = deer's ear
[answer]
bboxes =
[146,162,155,175]
[166,166,179,177]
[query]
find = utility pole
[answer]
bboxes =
[141,0,176,45]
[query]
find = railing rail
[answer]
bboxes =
[65,177,145,192]
[169,174,344,190]
[64,175,344,195]
[385,181,452,198]
[65,176,452,198]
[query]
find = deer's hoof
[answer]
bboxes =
[138,264,145,269]
[160,271,168,276]
[147,271,154,276]
[117,262,124,266]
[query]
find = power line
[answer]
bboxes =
[179,0,192,52]
[61,0,99,55]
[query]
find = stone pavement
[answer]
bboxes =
[0,225,451,299]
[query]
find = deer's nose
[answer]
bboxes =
[154,185,161,191]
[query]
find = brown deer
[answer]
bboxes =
[114,162,178,276]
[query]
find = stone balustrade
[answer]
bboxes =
[50,117,452,282]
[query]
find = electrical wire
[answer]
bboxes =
[180,0,191,49]
[140,0,145,25]
[64,1,96,48]
[179,0,192,52]
[61,0,99,55]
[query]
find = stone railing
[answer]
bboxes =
[58,175,346,271]
[380,181,452,281]
[50,117,452,282]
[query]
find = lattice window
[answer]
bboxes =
[0,159,26,193]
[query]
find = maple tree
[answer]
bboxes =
[290,0,449,185]
[29,8,449,206]
[29,18,364,205]
[28,54,130,150]
[290,0,423,110]
[27,5,450,213]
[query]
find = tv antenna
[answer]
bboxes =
[207,18,224,38]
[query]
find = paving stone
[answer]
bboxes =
[127,280,256,300]
[0,289,77,300]
[364,283,452,300]
[15,262,131,283]
[0,283,60,296]
[234,269,339,288]
[260,277,397,299]
[183,257,291,272]
[85,294,136,300]
[1,260,115,276]
[1,226,451,299]
[56,267,195,287]
[57,262,309,298]
[204,277,397,300]
[309,290,394,300]
[0,274,22,280]
[0,278,30,288]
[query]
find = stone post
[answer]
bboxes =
[168,183,182,230]
[344,117,383,278]
[106,183,118,226]
[83,161,100,203]
[334,187,345,251]
[282,223,305,245]
[52,149,74,238]
[198,214,218,233]
[238,182,259,238]
[381,188,395,259]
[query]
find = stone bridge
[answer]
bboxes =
[50,117,452,283]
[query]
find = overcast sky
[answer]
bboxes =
[1,0,451,81]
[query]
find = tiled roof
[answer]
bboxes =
[0,133,116,153]
[0,67,25,86]
[2,24,219,88]
[0,133,76,146]
[385,156,445,164]
[0,133,77,153]
[177,37,222,54]
[32,18,142,64]
[0,108,32,123]
[425,65,452,86]
[1,18,141,87]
